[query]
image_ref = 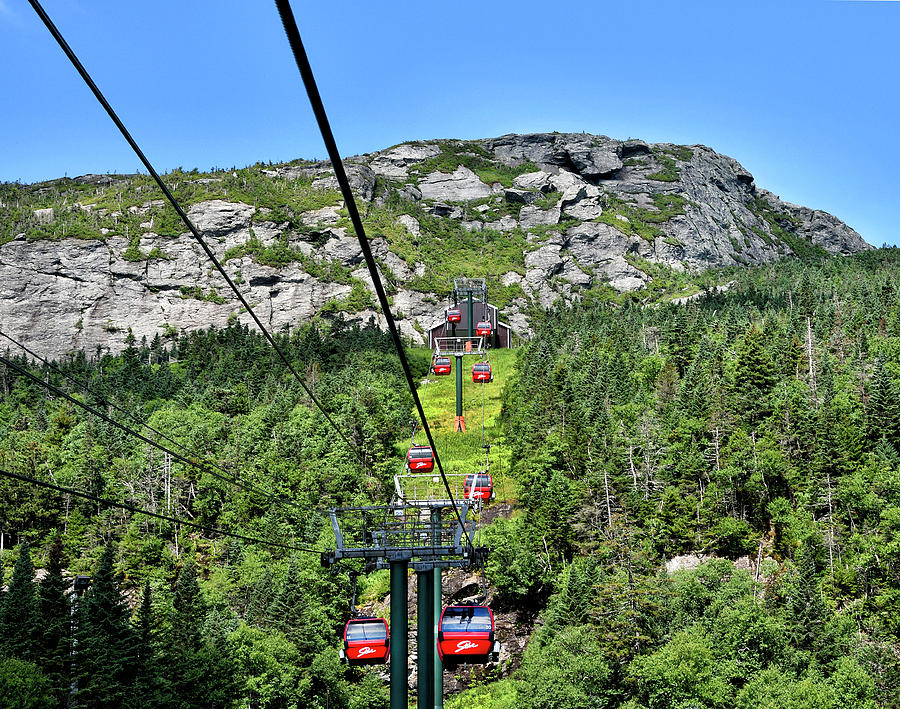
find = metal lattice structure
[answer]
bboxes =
[394,473,482,507]
[323,503,482,569]
[433,336,485,357]
[453,278,486,303]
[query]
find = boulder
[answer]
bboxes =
[503,188,539,204]
[548,169,585,194]
[525,243,563,275]
[501,271,522,287]
[423,203,464,220]
[418,166,493,202]
[369,144,440,179]
[563,197,603,221]
[565,145,623,177]
[186,200,254,237]
[397,214,420,237]
[519,204,561,230]
[512,170,554,192]
[621,139,651,157]
[484,215,518,232]
[397,184,422,201]
[300,206,341,228]
[310,163,376,202]
[322,236,364,266]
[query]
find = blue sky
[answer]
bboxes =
[1,0,898,246]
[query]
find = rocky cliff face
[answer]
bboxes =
[0,133,870,359]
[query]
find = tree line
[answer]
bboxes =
[471,248,900,707]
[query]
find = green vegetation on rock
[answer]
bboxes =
[749,195,827,260]
[412,141,537,187]
[0,165,342,246]
[359,192,528,308]
[647,152,681,182]
[597,193,690,241]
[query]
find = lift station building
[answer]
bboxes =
[426,278,514,349]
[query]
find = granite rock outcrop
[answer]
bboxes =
[0,133,870,359]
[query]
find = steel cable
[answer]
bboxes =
[0,354,316,514]
[0,328,313,516]
[272,0,474,548]
[26,0,369,475]
[0,467,321,553]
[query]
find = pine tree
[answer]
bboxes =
[867,359,900,443]
[544,558,598,636]
[735,325,777,393]
[0,542,38,661]
[35,538,71,708]
[873,436,900,466]
[787,535,828,658]
[172,560,205,651]
[734,324,777,424]
[267,562,332,663]
[677,348,712,420]
[72,543,138,708]
[245,565,276,628]
[161,559,239,709]
[132,581,169,706]
[779,333,806,380]
[666,307,696,376]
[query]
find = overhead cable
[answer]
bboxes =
[272,0,473,546]
[0,328,312,515]
[26,0,368,474]
[0,354,311,512]
[0,467,320,553]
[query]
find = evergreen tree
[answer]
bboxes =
[132,581,170,706]
[0,542,38,661]
[666,307,696,375]
[867,359,900,443]
[779,334,806,379]
[35,538,70,708]
[873,436,900,467]
[267,562,335,664]
[787,535,828,659]
[677,348,712,419]
[72,543,139,708]
[245,565,276,628]
[543,557,598,635]
[161,559,239,709]
[734,324,777,423]
[172,560,205,650]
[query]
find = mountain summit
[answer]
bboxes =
[0,133,869,358]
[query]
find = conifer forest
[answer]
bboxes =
[3,248,900,707]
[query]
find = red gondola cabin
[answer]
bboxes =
[464,473,494,501]
[407,445,435,472]
[475,321,492,337]
[472,362,493,383]
[432,356,451,376]
[437,605,499,664]
[341,617,390,665]
[447,308,462,323]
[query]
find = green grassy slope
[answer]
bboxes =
[397,348,519,503]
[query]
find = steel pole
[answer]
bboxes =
[390,560,409,709]
[455,356,463,418]
[467,292,473,339]
[417,571,434,709]
[454,355,465,432]
[433,567,443,709]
